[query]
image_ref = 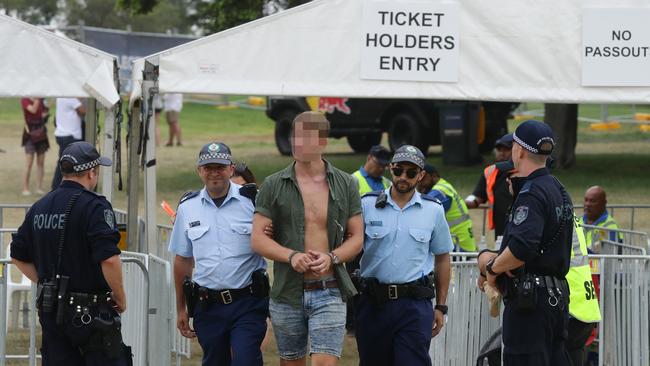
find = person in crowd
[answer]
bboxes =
[578,186,623,251]
[417,164,477,252]
[20,97,50,195]
[356,145,452,366]
[477,120,574,365]
[231,162,257,185]
[52,97,86,190]
[153,94,164,146]
[465,133,515,239]
[164,93,183,146]
[170,142,269,365]
[351,145,392,195]
[251,111,363,366]
[11,141,130,365]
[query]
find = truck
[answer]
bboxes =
[265,96,519,156]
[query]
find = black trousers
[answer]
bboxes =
[566,318,596,366]
[502,291,572,366]
[51,135,81,190]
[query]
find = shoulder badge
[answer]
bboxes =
[178,190,199,207]
[513,206,529,225]
[239,183,258,203]
[421,194,442,205]
[104,209,115,228]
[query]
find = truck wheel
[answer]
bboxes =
[387,112,428,154]
[347,133,382,153]
[274,110,297,156]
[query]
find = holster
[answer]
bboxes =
[250,268,270,297]
[183,277,197,318]
[90,315,124,359]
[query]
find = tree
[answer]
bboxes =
[0,0,58,24]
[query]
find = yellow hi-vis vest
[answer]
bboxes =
[433,178,477,251]
[566,215,602,323]
[578,213,624,250]
[352,170,391,196]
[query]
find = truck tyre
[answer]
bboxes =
[387,112,428,154]
[274,110,297,155]
[347,133,382,153]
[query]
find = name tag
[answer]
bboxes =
[189,221,201,228]
[370,220,383,227]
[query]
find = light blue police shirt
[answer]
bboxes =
[359,188,454,284]
[168,182,266,290]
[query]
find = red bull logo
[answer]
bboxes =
[318,97,351,115]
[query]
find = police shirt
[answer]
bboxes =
[169,182,266,290]
[10,181,121,292]
[360,188,454,284]
[500,168,573,277]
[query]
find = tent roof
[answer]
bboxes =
[0,14,119,108]
[132,0,650,103]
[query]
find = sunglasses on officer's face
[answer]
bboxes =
[391,167,419,179]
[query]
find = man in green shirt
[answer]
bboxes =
[252,111,363,366]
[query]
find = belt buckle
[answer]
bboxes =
[388,285,398,300]
[220,290,233,304]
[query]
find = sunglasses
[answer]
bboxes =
[391,167,419,179]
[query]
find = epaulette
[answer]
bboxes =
[178,190,199,207]
[520,181,533,194]
[421,195,442,205]
[81,188,101,198]
[239,183,258,204]
[361,190,382,199]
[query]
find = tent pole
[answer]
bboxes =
[126,100,141,252]
[142,61,158,254]
[85,98,98,146]
[101,106,116,202]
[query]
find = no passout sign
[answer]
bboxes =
[360,0,460,82]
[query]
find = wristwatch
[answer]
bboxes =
[328,252,341,265]
[434,305,448,315]
[486,257,499,276]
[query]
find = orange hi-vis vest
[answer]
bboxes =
[484,165,498,230]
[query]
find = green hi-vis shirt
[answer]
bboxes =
[255,160,362,307]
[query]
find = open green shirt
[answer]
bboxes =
[255,160,361,307]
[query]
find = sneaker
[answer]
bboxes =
[21,190,31,196]
[36,189,45,195]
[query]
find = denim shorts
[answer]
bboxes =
[269,282,347,360]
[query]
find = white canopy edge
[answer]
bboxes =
[0,14,119,108]
[130,0,650,104]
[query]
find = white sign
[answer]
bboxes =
[582,8,650,86]
[361,1,460,82]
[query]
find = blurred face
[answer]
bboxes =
[584,188,607,221]
[495,146,512,162]
[292,121,327,162]
[390,162,424,194]
[198,163,234,196]
[365,156,388,178]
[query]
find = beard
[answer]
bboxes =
[393,179,416,194]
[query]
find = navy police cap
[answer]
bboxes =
[391,145,425,169]
[513,120,555,155]
[197,142,232,166]
[59,141,111,173]
[369,145,391,166]
[495,133,514,149]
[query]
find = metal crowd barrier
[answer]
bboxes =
[582,224,650,253]
[601,239,647,256]
[120,252,151,366]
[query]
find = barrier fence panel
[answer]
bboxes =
[120,252,150,366]
[601,240,646,256]
[147,254,171,366]
[581,224,650,253]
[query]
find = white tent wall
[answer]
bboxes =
[132,0,650,103]
[1,14,121,201]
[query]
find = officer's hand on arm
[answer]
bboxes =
[101,255,127,313]
[263,223,274,238]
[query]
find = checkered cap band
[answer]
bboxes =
[513,132,538,154]
[392,152,424,167]
[199,152,231,162]
[73,157,101,172]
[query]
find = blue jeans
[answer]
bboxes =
[269,285,346,360]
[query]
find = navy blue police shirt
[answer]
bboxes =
[499,168,573,278]
[10,181,121,292]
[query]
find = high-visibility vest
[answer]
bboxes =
[433,178,476,251]
[578,214,624,250]
[352,170,391,196]
[566,215,602,323]
[484,165,498,230]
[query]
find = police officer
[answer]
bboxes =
[10,141,131,366]
[170,142,269,366]
[478,120,574,365]
[351,145,392,195]
[355,145,454,366]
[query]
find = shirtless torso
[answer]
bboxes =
[296,162,332,280]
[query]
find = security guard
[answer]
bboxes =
[566,216,601,366]
[479,120,574,366]
[10,141,131,366]
[578,185,623,251]
[356,145,453,366]
[418,164,476,252]
[169,142,269,366]
[351,145,392,195]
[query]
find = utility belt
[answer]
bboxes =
[502,273,569,311]
[183,268,269,318]
[358,276,435,309]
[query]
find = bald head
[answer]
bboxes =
[584,186,607,223]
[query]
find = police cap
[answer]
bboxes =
[197,142,232,166]
[513,120,555,155]
[495,133,514,149]
[368,145,391,166]
[391,145,425,169]
[59,141,112,173]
